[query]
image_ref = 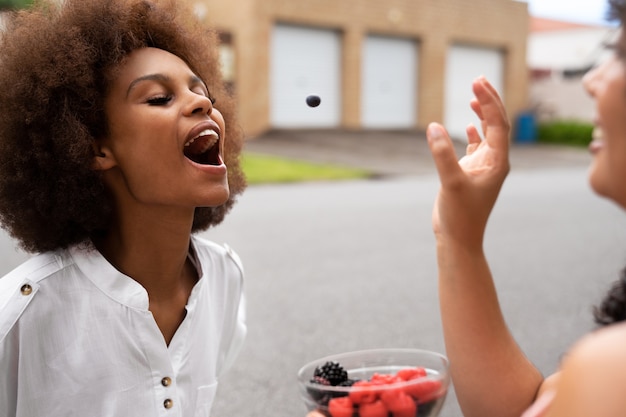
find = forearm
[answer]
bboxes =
[437,239,543,417]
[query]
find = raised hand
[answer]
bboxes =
[427,76,511,249]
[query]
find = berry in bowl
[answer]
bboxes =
[297,348,449,417]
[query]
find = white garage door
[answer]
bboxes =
[361,35,418,128]
[444,45,504,140]
[270,24,341,128]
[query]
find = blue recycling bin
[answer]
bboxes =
[515,111,537,143]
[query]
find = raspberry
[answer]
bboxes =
[348,380,379,404]
[396,367,427,381]
[314,361,348,386]
[371,373,402,385]
[358,399,388,417]
[381,390,417,417]
[328,397,354,417]
[404,379,442,403]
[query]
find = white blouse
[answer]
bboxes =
[0,235,246,417]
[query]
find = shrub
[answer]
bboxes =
[537,120,593,147]
[0,0,33,10]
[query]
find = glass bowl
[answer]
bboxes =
[297,348,449,417]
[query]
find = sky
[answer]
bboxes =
[517,0,611,25]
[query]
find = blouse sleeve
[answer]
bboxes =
[216,243,247,376]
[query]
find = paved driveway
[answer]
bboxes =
[244,129,592,177]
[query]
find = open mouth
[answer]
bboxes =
[184,129,221,165]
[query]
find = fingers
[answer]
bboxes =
[426,123,463,187]
[470,99,487,138]
[427,77,509,187]
[466,124,481,154]
[471,77,510,150]
[470,98,484,120]
[305,411,327,417]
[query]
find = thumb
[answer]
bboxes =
[426,123,463,187]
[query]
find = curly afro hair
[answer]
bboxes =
[0,0,246,253]
[595,266,626,326]
[609,0,626,23]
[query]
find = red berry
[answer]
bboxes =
[396,367,427,381]
[371,372,402,385]
[381,390,417,417]
[328,397,354,417]
[349,380,378,404]
[358,399,388,417]
[404,379,443,403]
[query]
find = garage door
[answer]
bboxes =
[270,24,341,128]
[444,45,504,140]
[361,35,418,128]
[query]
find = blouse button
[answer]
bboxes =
[164,399,173,409]
[161,376,172,387]
[20,284,33,296]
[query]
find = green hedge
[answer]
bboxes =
[0,0,32,9]
[537,120,593,147]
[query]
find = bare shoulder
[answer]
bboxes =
[567,323,626,371]
[546,323,626,417]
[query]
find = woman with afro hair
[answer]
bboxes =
[425,0,626,416]
[0,0,247,416]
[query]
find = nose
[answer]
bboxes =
[582,59,608,98]
[185,91,213,116]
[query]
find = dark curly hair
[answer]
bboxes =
[0,0,246,253]
[608,0,626,22]
[595,267,626,325]
[594,0,626,326]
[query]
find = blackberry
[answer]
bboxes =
[310,376,330,386]
[313,361,348,386]
[337,379,358,387]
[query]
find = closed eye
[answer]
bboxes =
[602,41,626,59]
[147,95,172,105]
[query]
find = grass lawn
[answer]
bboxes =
[241,152,372,185]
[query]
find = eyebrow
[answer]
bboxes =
[126,73,208,98]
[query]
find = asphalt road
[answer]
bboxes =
[1,134,624,417]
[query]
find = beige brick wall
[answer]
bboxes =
[198,0,529,137]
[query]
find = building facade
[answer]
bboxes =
[196,0,529,139]
[528,17,618,123]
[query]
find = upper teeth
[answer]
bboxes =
[592,127,604,141]
[185,129,218,146]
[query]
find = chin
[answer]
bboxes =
[588,171,607,199]
[588,159,606,194]
[204,185,230,207]
[588,170,626,208]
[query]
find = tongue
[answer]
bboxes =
[185,136,210,157]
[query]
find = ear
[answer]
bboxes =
[91,142,117,171]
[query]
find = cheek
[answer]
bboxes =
[211,109,226,135]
